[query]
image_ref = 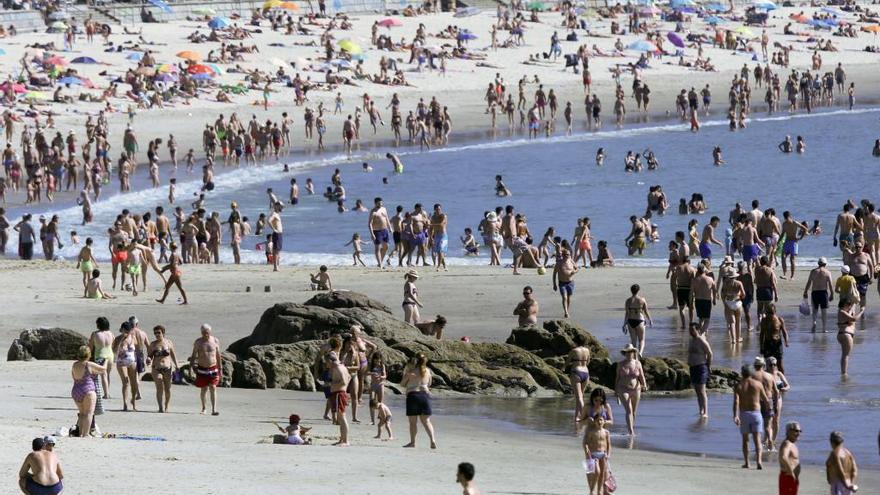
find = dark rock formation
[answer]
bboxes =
[7,328,89,361]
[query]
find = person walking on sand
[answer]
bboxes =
[70,345,105,438]
[18,437,63,495]
[402,269,423,325]
[552,248,578,318]
[615,344,647,435]
[369,197,391,268]
[148,325,180,413]
[401,353,437,449]
[89,316,114,398]
[733,364,769,470]
[329,351,351,446]
[826,431,858,495]
[779,422,801,495]
[456,462,481,495]
[623,284,653,355]
[688,322,713,418]
[156,242,187,305]
[112,321,139,412]
[190,324,222,416]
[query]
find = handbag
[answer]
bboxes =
[604,469,618,493]
[798,298,811,316]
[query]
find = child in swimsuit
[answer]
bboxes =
[583,413,611,494]
[276,414,312,445]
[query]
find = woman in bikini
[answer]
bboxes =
[615,344,647,435]
[567,345,592,422]
[112,321,139,411]
[720,266,746,343]
[156,242,188,305]
[836,299,863,375]
[578,388,614,426]
[341,337,363,424]
[623,284,653,356]
[402,269,422,325]
[71,345,106,437]
[350,325,377,406]
[149,325,180,413]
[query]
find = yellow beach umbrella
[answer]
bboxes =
[263,0,282,8]
[338,39,362,54]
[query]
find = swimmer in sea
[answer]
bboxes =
[595,148,605,166]
[494,175,511,197]
[713,146,725,166]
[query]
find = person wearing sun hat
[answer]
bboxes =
[615,343,647,436]
[402,269,423,325]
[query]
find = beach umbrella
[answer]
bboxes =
[670,0,695,7]
[338,39,362,54]
[147,0,173,13]
[790,13,808,22]
[704,3,728,11]
[58,76,85,85]
[71,56,98,64]
[863,25,880,33]
[157,63,178,73]
[705,15,725,25]
[206,63,225,75]
[187,64,215,75]
[751,0,777,10]
[45,56,68,66]
[0,81,26,94]
[627,40,658,51]
[126,52,144,61]
[0,48,6,55]
[155,73,177,82]
[454,6,480,17]
[457,31,478,41]
[279,1,299,10]
[667,31,685,48]
[263,0,282,8]
[190,73,214,81]
[526,1,545,10]
[48,11,69,20]
[192,7,216,15]
[735,26,755,36]
[208,17,232,29]
[48,21,67,30]
[330,59,352,68]
[176,50,202,61]
[377,17,403,28]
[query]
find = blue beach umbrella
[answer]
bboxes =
[705,15,725,24]
[705,3,728,12]
[752,0,777,10]
[208,16,232,29]
[147,0,173,13]
[627,40,658,51]
[71,56,98,64]
[457,31,478,41]
[670,0,695,7]
[58,76,84,85]
[126,52,144,61]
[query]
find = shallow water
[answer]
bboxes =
[17,106,880,266]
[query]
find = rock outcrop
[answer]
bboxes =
[7,328,89,361]
[222,292,738,395]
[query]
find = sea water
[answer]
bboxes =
[18,106,880,266]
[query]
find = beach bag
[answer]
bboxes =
[172,369,185,385]
[798,298,811,316]
[604,466,618,493]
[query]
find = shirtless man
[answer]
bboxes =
[757,209,781,267]
[780,211,808,279]
[456,463,482,495]
[826,431,858,495]
[429,203,448,271]
[733,364,769,470]
[329,352,352,446]
[368,198,392,268]
[842,240,873,313]
[862,202,880,264]
[779,422,801,495]
[671,256,697,329]
[268,202,284,272]
[803,257,834,332]
[18,438,63,495]
[734,217,765,268]
[410,204,430,266]
[754,256,778,324]
[552,249,578,318]
[624,284,653,355]
[190,324,222,416]
[501,205,516,254]
[342,116,354,156]
[513,285,539,327]
[699,216,724,260]
[833,203,861,252]
[389,205,404,263]
[753,356,780,452]
[128,316,149,399]
[692,265,716,333]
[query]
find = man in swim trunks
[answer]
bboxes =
[368,197,391,268]
[833,202,861,253]
[778,422,801,495]
[757,209,781,267]
[826,431,858,495]
[268,202,284,272]
[780,211,808,280]
[733,364,769,470]
[552,249,578,318]
[671,256,697,329]
[190,324,222,416]
[803,257,834,333]
[692,264,716,333]
[329,351,352,446]
[752,356,780,452]
[734,217,765,268]
[429,203,448,271]
[18,437,63,495]
[754,256,778,324]
[699,216,724,260]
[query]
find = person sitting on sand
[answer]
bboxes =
[19,437,63,495]
[85,269,113,300]
[310,265,332,290]
[415,315,447,340]
[274,414,312,445]
[456,462,481,495]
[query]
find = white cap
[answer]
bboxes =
[818,257,827,266]
[841,265,850,274]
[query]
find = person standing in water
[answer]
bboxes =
[368,197,392,268]
[778,422,801,495]
[553,248,578,318]
[623,284,653,356]
[268,202,284,272]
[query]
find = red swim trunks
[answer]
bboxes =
[779,472,798,495]
[330,391,348,413]
[194,366,220,388]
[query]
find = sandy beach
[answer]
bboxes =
[2,261,879,493]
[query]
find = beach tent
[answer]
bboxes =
[147,0,173,13]
[71,56,98,64]
[627,40,658,51]
[378,18,403,28]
